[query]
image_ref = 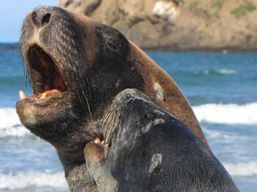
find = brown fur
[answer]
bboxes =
[127,43,208,146]
[70,10,207,145]
[18,7,208,191]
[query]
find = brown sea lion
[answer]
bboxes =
[17,6,208,191]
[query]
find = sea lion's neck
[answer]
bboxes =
[58,146,84,171]
[56,119,102,192]
[57,144,97,192]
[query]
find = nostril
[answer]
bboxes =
[31,11,38,26]
[31,9,51,27]
[41,13,51,26]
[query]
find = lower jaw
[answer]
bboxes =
[16,93,70,126]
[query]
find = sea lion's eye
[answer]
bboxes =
[106,42,119,52]
[97,27,128,57]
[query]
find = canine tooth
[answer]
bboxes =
[94,138,101,144]
[19,90,26,100]
[94,138,104,144]
[40,92,47,99]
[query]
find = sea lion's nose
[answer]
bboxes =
[31,7,52,28]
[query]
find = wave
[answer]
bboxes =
[0,108,30,137]
[202,127,232,139]
[1,101,257,138]
[224,161,257,177]
[216,69,236,75]
[0,171,68,190]
[172,68,237,80]
[202,68,236,75]
[0,166,255,190]
[193,102,257,125]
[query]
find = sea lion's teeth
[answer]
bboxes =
[94,138,101,144]
[19,90,26,100]
[40,92,47,99]
[94,138,104,144]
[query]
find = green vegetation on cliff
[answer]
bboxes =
[60,0,257,50]
[231,1,256,18]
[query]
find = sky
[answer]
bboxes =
[0,0,58,42]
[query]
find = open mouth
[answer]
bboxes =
[19,45,68,101]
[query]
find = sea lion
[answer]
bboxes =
[84,89,239,192]
[17,6,209,191]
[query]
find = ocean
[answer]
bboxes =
[0,44,257,192]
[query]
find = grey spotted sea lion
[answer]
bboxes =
[17,6,225,191]
[84,89,239,192]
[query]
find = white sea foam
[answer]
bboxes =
[0,108,30,137]
[193,103,257,125]
[224,161,257,177]
[202,127,232,139]
[202,69,236,75]
[216,69,236,75]
[0,171,68,190]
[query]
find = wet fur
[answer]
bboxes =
[85,89,239,192]
[18,6,214,191]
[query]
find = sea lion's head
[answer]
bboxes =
[17,6,143,150]
[16,6,209,191]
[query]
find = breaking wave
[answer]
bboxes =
[1,102,257,139]
[224,161,257,177]
[0,171,67,190]
[0,108,30,137]
[193,103,257,125]
[202,68,236,75]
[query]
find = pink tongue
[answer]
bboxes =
[45,89,60,94]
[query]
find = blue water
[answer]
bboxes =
[0,44,257,191]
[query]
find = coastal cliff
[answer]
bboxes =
[59,0,257,50]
